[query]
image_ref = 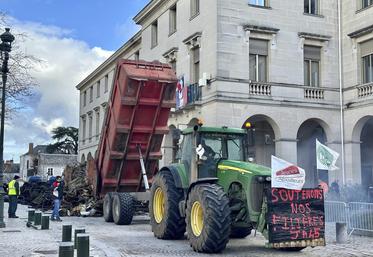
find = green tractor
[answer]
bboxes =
[149,124,273,253]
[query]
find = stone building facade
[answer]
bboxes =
[77,0,373,189]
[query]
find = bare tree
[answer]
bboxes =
[1,12,40,117]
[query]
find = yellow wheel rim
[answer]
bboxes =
[153,187,165,223]
[191,201,204,237]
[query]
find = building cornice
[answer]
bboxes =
[298,32,331,41]
[76,31,141,91]
[133,0,170,25]
[348,24,373,38]
[243,24,280,34]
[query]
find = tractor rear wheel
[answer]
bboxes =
[230,226,252,238]
[150,170,186,239]
[103,192,115,222]
[112,192,134,225]
[186,184,231,253]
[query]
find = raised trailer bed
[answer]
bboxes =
[88,60,177,225]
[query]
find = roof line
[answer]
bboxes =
[76,31,142,90]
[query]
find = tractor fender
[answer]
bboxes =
[159,166,184,189]
[183,178,219,208]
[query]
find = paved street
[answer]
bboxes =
[1,204,373,257]
[0,204,373,257]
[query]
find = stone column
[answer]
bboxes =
[344,141,362,185]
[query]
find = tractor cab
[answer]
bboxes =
[179,125,248,183]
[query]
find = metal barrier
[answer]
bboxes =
[324,201,348,223]
[325,201,373,235]
[348,202,373,234]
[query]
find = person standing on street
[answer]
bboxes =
[8,175,21,218]
[51,176,64,221]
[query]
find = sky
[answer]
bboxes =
[0,0,149,161]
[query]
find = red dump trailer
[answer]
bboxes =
[88,59,177,225]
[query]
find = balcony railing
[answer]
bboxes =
[249,81,271,96]
[176,83,202,110]
[304,88,324,100]
[187,83,202,105]
[357,82,373,98]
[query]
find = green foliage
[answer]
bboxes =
[47,126,78,154]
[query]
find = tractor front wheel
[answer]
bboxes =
[150,170,186,239]
[186,184,231,253]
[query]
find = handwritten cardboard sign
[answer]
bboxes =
[267,188,325,244]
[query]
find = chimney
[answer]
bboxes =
[29,143,34,155]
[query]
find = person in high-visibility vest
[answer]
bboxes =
[8,175,21,218]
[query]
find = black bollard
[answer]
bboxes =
[62,224,72,242]
[28,209,35,222]
[41,215,49,230]
[76,233,89,257]
[59,242,74,257]
[74,228,85,249]
[34,211,42,226]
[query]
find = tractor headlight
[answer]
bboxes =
[265,176,271,182]
[256,176,265,183]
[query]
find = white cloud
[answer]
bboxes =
[32,117,64,135]
[4,17,114,161]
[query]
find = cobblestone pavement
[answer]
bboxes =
[1,204,373,257]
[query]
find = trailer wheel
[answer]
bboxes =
[103,192,115,222]
[150,170,186,239]
[112,192,134,225]
[230,226,252,238]
[186,184,231,253]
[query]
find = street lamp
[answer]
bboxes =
[0,28,15,228]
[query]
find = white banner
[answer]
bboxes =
[271,155,305,190]
[316,139,339,171]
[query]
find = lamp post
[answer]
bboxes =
[0,28,15,228]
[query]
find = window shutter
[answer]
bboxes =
[249,39,268,56]
[361,39,373,57]
[304,45,321,60]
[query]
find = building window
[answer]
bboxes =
[134,51,140,61]
[151,20,158,48]
[361,39,373,84]
[95,109,100,140]
[104,75,109,93]
[89,86,93,102]
[169,5,177,35]
[191,0,200,18]
[304,45,321,87]
[191,47,200,84]
[249,38,268,82]
[47,168,53,176]
[83,91,87,107]
[361,0,373,9]
[249,0,268,7]
[27,160,29,169]
[170,60,177,72]
[82,117,87,144]
[88,114,93,143]
[304,0,319,15]
[96,81,100,98]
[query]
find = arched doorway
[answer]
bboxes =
[297,119,329,188]
[81,154,86,164]
[188,118,199,128]
[87,152,93,161]
[360,117,373,191]
[242,115,278,167]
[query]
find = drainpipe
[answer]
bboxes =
[338,0,346,185]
